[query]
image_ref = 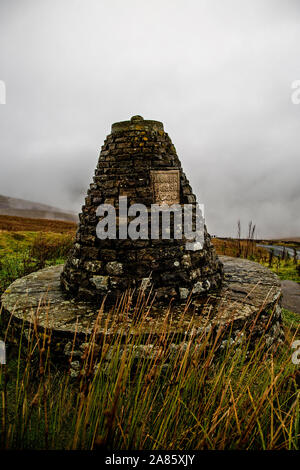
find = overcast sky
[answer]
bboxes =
[0,0,300,238]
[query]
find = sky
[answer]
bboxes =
[0,0,300,238]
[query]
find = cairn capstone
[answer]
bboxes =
[60,116,223,303]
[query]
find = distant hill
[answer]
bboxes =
[0,214,77,233]
[0,194,78,223]
[272,237,300,243]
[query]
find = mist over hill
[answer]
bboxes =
[0,194,77,223]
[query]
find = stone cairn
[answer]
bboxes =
[1,116,283,372]
[61,115,223,304]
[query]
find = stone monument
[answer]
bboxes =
[60,115,223,303]
[1,116,284,367]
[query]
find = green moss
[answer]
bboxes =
[260,260,300,283]
[282,308,300,328]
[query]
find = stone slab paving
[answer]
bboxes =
[1,256,283,349]
[281,280,300,314]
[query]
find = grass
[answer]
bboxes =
[266,261,300,284]
[212,237,267,260]
[282,309,300,330]
[0,300,299,450]
[0,216,299,450]
[0,231,74,296]
[212,238,300,284]
[0,215,76,295]
[0,214,76,233]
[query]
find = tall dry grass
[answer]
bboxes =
[0,296,299,450]
[0,214,76,233]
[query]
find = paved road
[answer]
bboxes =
[281,280,300,314]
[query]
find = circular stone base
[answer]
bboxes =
[1,256,283,362]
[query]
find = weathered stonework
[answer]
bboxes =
[0,116,285,375]
[1,256,284,373]
[60,116,223,303]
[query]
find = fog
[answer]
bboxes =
[1,0,300,238]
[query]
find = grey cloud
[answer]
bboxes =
[0,0,300,238]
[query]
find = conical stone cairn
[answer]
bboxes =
[61,116,223,303]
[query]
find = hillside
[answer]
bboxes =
[0,214,77,233]
[0,194,77,222]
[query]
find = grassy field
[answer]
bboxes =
[0,214,77,233]
[0,215,76,295]
[0,216,299,450]
[212,237,300,284]
[0,301,299,450]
